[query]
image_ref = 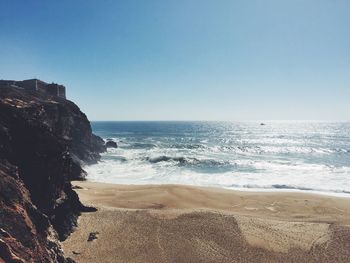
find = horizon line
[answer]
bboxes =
[90,119,350,123]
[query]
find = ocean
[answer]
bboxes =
[86,121,350,197]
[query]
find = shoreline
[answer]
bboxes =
[83,177,350,198]
[221,186,350,198]
[62,181,350,262]
[70,181,350,223]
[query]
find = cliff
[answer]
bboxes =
[0,86,106,262]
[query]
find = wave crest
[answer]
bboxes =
[146,155,230,167]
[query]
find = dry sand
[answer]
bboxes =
[62,182,350,262]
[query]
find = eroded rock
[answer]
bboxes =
[0,85,105,262]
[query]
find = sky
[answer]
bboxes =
[0,0,349,121]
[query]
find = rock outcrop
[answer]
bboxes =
[105,140,118,148]
[0,85,105,262]
[0,160,69,263]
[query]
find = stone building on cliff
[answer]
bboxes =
[0,78,66,99]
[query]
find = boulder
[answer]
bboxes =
[106,140,118,148]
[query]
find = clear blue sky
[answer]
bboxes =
[1,0,349,121]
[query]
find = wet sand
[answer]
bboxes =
[62,182,350,262]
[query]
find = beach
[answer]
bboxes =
[62,181,350,262]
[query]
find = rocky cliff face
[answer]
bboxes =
[0,160,68,263]
[0,86,105,262]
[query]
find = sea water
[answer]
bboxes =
[85,121,350,196]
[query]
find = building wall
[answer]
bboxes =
[0,79,66,99]
[58,86,66,98]
[46,84,66,99]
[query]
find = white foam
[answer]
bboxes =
[85,154,350,197]
[86,121,350,197]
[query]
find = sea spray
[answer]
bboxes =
[86,121,350,197]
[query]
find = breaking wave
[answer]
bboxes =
[146,155,229,166]
[87,121,350,197]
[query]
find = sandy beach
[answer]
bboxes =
[62,182,350,262]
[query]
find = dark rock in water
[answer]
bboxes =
[106,139,118,148]
[87,232,99,241]
[0,85,105,262]
[260,123,266,126]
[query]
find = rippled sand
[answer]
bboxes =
[62,182,350,262]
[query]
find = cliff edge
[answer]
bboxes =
[0,85,105,262]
